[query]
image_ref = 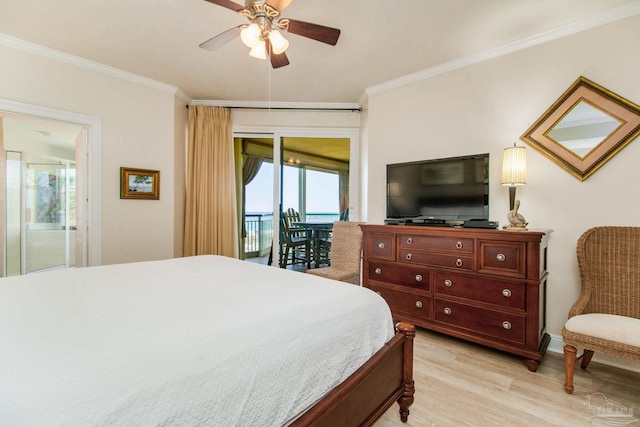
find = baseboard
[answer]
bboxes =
[548,333,640,373]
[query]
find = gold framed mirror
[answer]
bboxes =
[521,76,640,181]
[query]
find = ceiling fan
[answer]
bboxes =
[200,0,341,69]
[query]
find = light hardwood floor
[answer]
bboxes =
[375,328,640,427]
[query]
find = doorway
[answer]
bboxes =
[1,112,86,276]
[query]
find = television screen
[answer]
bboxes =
[386,153,489,222]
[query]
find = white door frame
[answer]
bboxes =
[0,99,102,266]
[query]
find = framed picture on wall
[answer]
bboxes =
[520,76,640,181]
[120,167,160,200]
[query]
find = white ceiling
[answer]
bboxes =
[1,0,638,104]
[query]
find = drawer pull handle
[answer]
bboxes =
[444,307,452,315]
[415,274,423,282]
[415,300,423,309]
[502,321,512,330]
[456,241,463,249]
[455,258,463,267]
[444,279,452,287]
[374,267,382,275]
[502,289,512,297]
[496,253,506,262]
[407,237,413,245]
[406,253,412,261]
[378,242,385,249]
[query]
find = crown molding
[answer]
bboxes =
[0,33,183,96]
[175,89,192,104]
[366,1,640,97]
[358,92,369,110]
[190,99,362,111]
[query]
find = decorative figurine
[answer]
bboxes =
[505,199,528,230]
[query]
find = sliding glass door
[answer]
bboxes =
[237,130,357,267]
[280,137,349,222]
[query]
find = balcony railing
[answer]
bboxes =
[244,212,339,258]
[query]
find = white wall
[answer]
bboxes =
[0,43,187,265]
[365,14,640,338]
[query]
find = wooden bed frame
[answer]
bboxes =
[291,322,415,426]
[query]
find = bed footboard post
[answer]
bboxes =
[396,322,415,422]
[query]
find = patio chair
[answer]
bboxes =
[278,215,311,269]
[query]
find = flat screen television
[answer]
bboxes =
[386,153,489,223]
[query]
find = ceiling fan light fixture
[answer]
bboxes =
[249,41,267,59]
[240,23,261,48]
[202,0,342,68]
[269,29,289,54]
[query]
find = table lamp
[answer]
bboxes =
[501,143,528,230]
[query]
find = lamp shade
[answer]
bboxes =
[249,41,267,59]
[240,23,261,48]
[269,30,289,54]
[501,144,527,186]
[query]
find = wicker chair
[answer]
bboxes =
[562,226,640,394]
[305,222,363,285]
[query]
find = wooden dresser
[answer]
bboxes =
[361,224,552,371]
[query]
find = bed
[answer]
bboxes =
[0,255,414,426]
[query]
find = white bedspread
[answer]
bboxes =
[0,255,394,426]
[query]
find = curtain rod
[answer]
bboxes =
[186,105,362,112]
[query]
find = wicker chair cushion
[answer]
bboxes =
[564,313,640,347]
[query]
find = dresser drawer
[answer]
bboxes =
[433,271,526,310]
[434,299,525,345]
[478,240,526,278]
[365,232,396,261]
[367,261,430,291]
[399,234,474,254]
[399,249,473,271]
[369,284,431,321]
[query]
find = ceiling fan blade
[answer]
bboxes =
[266,39,290,68]
[266,0,294,12]
[285,19,341,46]
[199,26,243,51]
[203,0,245,12]
[270,51,290,68]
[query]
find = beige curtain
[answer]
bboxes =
[184,106,238,257]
